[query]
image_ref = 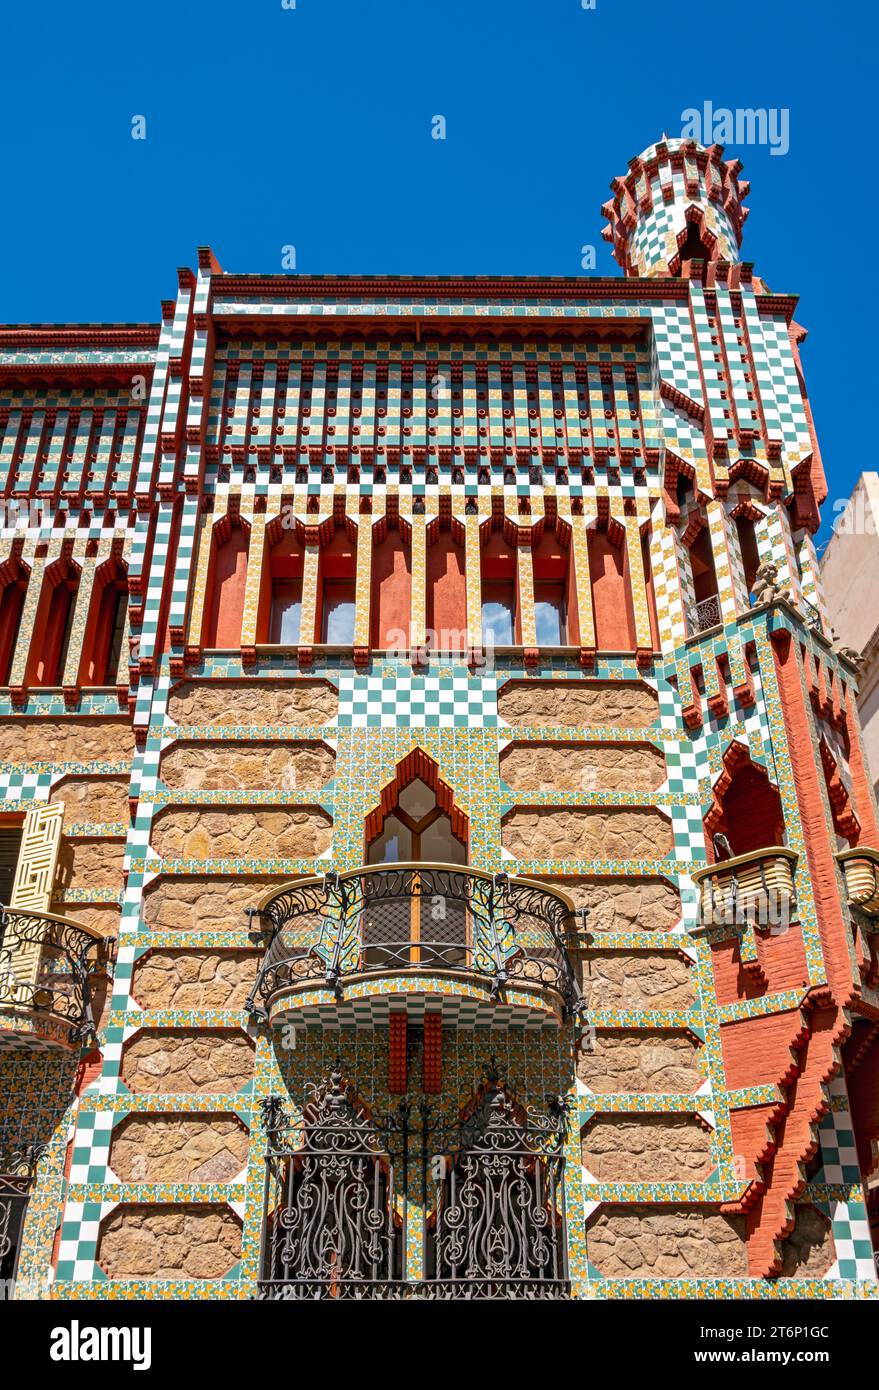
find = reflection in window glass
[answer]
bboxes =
[481,597,514,645]
[534,582,566,646]
[367,815,412,864]
[270,580,302,644]
[322,583,356,644]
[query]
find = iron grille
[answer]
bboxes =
[0,1142,44,1285]
[686,593,722,635]
[258,1064,570,1300]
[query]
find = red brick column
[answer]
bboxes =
[844,682,879,847]
[771,630,854,1004]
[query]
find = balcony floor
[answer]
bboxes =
[266,969,568,1029]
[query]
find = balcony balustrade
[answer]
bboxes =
[246,864,582,1027]
[0,903,112,1046]
[691,847,798,932]
[838,847,879,918]
[257,1063,571,1300]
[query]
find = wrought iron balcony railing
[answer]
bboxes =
[0,903,112,1043]
[246,864,583,1020]
[799,596,824,633]
[686,592,722,636]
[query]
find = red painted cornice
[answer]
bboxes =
[0,324,160,350]
[212,274,692,301]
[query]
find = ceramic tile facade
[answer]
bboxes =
[1,138,877,1302]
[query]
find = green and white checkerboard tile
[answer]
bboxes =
[337,667,497,727]
[815,1074,877,1282]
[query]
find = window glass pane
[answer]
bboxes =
[270,580,302,644]
[420,815,466,864]
[534,584,566,645]
[481,598,514,645]
[397,778,436,821]
[367,816,411,864]
[322,584,356,643]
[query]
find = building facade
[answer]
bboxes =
[2,136,879,1302]
[821,472,879,798]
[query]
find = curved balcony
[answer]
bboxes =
[691,847,798,933]
[838,847,879,918]
[0,904,112,1049]
[246,864,582,1029]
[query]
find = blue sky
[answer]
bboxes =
[1,0,872,545]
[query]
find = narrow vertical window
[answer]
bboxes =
[316,522,357,646]
[322,581,356,644]
[270,578,302,644]
[534,581,566,645]
[0,564,27,684]
[426,519,466,652]
[480,527,517,646]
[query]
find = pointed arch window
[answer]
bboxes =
[260,1072,403,1299]
[364,753,468,967]
[427,511,466,653]
[587,519,636,651]
[0,553,29,685]
[316,518,357,646]
[480,521,518,646]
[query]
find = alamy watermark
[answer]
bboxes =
[680,101,789,156]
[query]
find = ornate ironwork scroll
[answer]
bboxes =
[258,1062,570,1300]
[259,1066,405,1300]
[0,1142,44,1280]
[0,903,110,1042]
[245,865,582,1020]
[426,1062,570,1298]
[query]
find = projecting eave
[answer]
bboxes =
[0,323,160,386]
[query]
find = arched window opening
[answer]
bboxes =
[316,520,357,646]
[684,520,721,635]
[0,556,29,685]
[588,521,636,651]
[676,472,694,508]
[260,1070,403,1298]
[259,516,304,645]
[25,555,80,688]
[79,555,128,686]
[532,522,577,647]
[734,513,761,598]
[202,515,250,649]
[364,753,469,967]
[688,525,719,605]
[370,515,411,652]
[425,1067,569,1297]
[480,523,518,646]
[426,514,466,652]
[712,761,786,859]
[677,219,712,271]
[640,530,660,651]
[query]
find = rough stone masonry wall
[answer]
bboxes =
[502,807,673,860]
[97,1205,243,1280]
[110,1114,250,1183]
[84,673,343,1281]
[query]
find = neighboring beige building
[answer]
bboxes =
[821,471,879,794]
